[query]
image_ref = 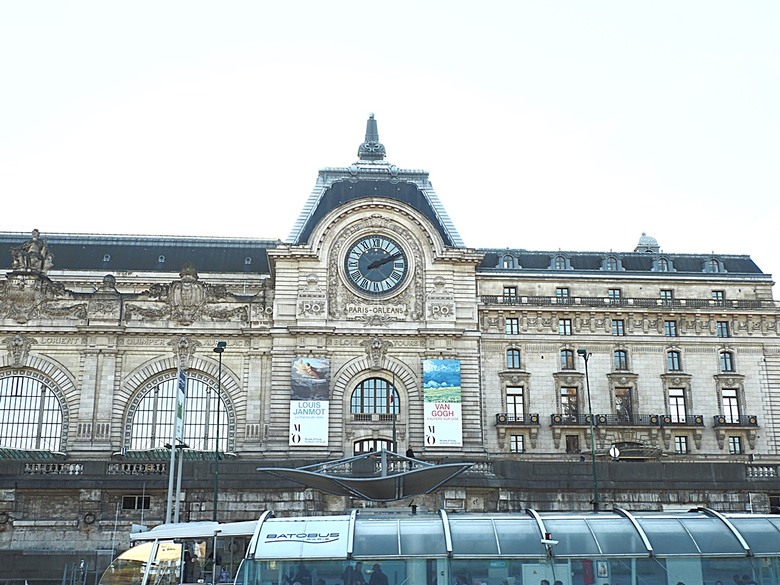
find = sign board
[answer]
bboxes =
[175,368,187,441]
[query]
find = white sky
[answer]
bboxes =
[1,1,778,286]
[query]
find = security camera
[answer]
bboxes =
[540,538,559,546]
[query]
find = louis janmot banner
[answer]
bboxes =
[423,359,462,447]
[289,357,330,446]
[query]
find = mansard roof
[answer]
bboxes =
[286,114,465,248]
[479,248,767,277]
[0,232,277,275]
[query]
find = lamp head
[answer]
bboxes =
[577,348,588,358]
[213,341,227,354]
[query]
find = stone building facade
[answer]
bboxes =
[0,116,779,580]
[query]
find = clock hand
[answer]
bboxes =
[367,252,402,270]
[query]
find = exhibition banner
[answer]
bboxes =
[289,357,330,446]
[423,359,462,447]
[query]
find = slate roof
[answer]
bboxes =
[0,232,278,275]
[478,249,767,276]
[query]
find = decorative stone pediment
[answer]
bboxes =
[125,264,251,326]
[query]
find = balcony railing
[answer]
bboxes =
[550,414,661,426]
[593,414,661,426]
[495,413,540,426]
[661,414,705,427]
[482,296,776,311]
[713,414,759,427]
[550,414,589,426]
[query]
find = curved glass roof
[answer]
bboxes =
[135,509,780,560]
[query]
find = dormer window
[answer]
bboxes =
[605,256,618,271]
[658,258,669,272]
[553,256,567,270]
[707,258,722,273]
[502,255,515,269]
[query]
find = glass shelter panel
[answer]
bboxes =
[353,520,401,557]
[541,519,600,556]
[729,517,780,556]
[679,517,745,555]
[493,519,546,557]
[586,517,648,555]
[450,519,499,556]
[635,518,700,555]
[399,519,447,556]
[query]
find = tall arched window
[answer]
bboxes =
[0,374,64,451]
[350,378,399,415]
[614,350,629,371]
[720,351,735,372]
[667,350,682,372]
[506,349,521,369]
[130,373,229,452]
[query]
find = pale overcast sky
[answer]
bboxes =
[1,2,778,285]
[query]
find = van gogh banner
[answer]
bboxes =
[423,359,462,447]
[289,357,330,446]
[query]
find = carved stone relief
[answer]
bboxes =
[170,337,201,370]
[297,274,327,318]
[125,264,252,325]
[426,277,455,321]
[3,333,36,367]
[362,337,393,370]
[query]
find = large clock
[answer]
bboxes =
[344,234,408,296]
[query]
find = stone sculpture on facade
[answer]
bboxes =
[10,229,54,273]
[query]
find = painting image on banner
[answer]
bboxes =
[423,359,462,447]
[290,357,330,446]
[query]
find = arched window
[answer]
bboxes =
[354,438,393,455]
[350,378,399,415]
[502,256,514,269]
[708,258,721,273]
[667,350,682,372]
[554,256,566,270]
[614,350,629,371]
[0,374,64,451]
[130,373,228,452]
[605,256,618,271]
[720,351,735,372]
[657,258,669,272]
[560,349,575,370]
[506,349,521,369]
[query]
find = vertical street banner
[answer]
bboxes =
[289,357,330,446]
[175,368,187,442]
[423,359,462,447]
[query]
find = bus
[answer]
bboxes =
[98,508,780,585]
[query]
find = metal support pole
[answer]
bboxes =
[212,341,226,522]
[174,442,185,523]
[578,349,599,512]
[165,441,176,524]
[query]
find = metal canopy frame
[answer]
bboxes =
[257,449,473,502]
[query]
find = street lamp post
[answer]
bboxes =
[212,341,226,522]
[577,348,599,512]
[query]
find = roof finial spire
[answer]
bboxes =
[357,113,386,161]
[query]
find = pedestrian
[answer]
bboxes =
[369,564,388,585]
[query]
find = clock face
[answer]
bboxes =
[344,234,408,296]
